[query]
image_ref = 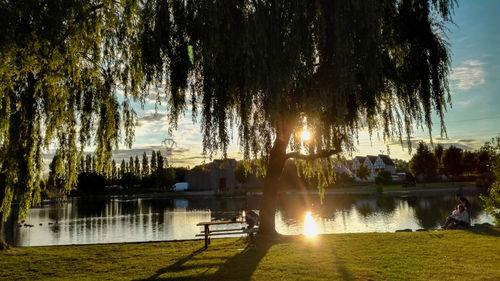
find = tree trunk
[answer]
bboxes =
[0,212,9,250]
[258,128,291,237]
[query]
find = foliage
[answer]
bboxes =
[0,0,143,220]
[74,151,179,191]
[442,145,463,180]
[150,168,176,189]
[156,151,165,170]
[173,167,188,182]
[375,170,392,186]
[405,172,417,187]
[110,159,118,184]
[409,142,437,181]
[151,150,157,173]
[76,173,106,193]
[134,156,141,177]
[119,172,136,189]
[0,0,456,235]
[375,170,392,194]
[141,152,150,178]
[393,159,409,173]
[234,161,251,184]
[120,160,126,178]
[46,153,64,193]
[462,150,478,175]
[478,142,495,173]
[481,137,500,226]
[434,143,444,174]
[335,173,355,186]
[356,164,371,182]
[139,0,456,200]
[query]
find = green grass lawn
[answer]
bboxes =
[1,228,499,280]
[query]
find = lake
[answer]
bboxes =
[1,192,493,246]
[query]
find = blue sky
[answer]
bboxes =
[111,0,500,166]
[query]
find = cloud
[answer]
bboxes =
[457,139,477,144]
[386,137,480,152]
[450,60,486,91]
[137,112,168,124]
[358,135,486,161]
[456,99,473,107]
[143,87,168,103]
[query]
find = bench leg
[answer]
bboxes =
[204,225,209,249]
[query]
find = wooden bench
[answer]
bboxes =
[196,220,259,249]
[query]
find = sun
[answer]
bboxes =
[301,129,311,141]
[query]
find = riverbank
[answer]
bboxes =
[121,181,478,199]
[1,228,499,280]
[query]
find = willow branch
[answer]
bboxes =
[285,148,342,160]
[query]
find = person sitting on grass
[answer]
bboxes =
[443,204,470,229]
[456,194,471,212]
[245,209,259,229]
[456,194,471,225]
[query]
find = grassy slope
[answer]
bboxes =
[1,228,499,281]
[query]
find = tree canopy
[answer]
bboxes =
[410,141,438,181]
[442,145,463,179]
[481,137,500,226]
[1,0,456,235]
[356,164,371,182]
[0,0,144,220]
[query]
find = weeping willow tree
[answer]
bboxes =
[139,0,455,236]
[0,0,145,247]
[1,0,455,242]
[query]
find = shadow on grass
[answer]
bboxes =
[205,237,274,281]
[137,236,277,281]
[333,255,354,281]
[465,227,500,237]
[143,246,206,280]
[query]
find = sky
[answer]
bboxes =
[83,0,500,167]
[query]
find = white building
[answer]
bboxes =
[351,154,395,182]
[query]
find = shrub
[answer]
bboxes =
[481,137,500,226]
[336,173,355,186]
[356,164,371,181]
[77,172,106,193]
[375,170,392,186]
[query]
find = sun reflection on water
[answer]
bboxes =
[303,211,319,238]
[301,129,311,141]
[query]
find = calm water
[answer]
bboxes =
[2,193,493,246]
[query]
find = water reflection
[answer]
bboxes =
[1,193,493,246]
[275,194,492,235]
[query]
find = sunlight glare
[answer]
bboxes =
[301,130,311,141]
[303,211,319,238]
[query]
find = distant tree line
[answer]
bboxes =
[405,141,495,185]
[46,151,188,194]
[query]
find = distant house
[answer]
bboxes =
[352,156,366,171]
[365,155,378,172]
[375,155,396,174]
[186,159,238,191]
[333,161,354,177]
[351,154,396,182]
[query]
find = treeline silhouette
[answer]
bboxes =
[47,151,187,194]
[406,141,495,185]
